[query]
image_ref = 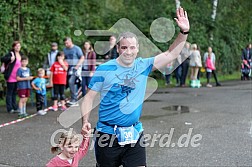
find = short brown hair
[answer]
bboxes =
[63,37,72,42]
[117,32,139,46]
[21,56,28,61]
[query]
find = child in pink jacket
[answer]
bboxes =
[46,130,89,167]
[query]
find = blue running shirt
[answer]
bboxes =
[89,57,154,134]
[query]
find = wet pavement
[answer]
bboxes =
[0,80,251,166]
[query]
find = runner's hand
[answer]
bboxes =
[174,7,190,32]
[82,122,91,138]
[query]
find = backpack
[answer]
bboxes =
[0,52,14,74]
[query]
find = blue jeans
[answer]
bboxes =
[175,65,182,85]
[81,75,91,97]
[68,75,78,102]
[6,82,18,112]
[180,59,190,85]
[165,74,171,84]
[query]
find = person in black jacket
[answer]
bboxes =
[1,41,23,113]
[104,35,119,60]
[241,44,252,80]
[242,44,252,62]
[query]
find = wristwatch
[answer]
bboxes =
[180,30,190,35]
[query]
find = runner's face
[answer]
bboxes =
[117,37,139,67]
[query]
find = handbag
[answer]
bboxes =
[206,57,215,70]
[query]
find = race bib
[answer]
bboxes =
[115,125,140,145]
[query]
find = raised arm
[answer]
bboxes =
[153,7,190,71]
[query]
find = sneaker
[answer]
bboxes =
[206,84,212,88]
[52,106,58,111]
[9,109,15,113]
[18,114,24,118]
[37,110,47,116]
[67,101,79,107]
[18,113,28,118]
[69,102,79,107]
[61,106,67,111]
[216,83,222,86]
[67,100,76,105]
[23,113,29,117]
[10,109,19,114]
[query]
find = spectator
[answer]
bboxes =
[203,47,221,86]
[31,68,47,115]
[43,42,58,76]
[104,35,119,60]
[180,42,190,87]
[164,63,173,86]
[242,43,252,62]
[174,64,182,87]
[50,51,69,111]
[63,37,84,106]
[81,41,96,97]
[0,41,23,113]
[16,56,33,118]
[189,44,202,88]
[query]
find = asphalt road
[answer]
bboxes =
[0,80,251,167]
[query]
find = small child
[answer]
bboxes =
[205,54,215,88]
[46,129,89,167]
[31,68,47,115]
[16,56,33,118]
[50,51,68,111]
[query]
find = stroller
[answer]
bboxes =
[241,60,251,80]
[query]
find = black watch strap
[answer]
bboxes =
[180,30,189,35]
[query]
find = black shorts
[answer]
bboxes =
[95,131,146,167]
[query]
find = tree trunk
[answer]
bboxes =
[210,0,218,41]
[175,0,180,9]
[211,0,218,21]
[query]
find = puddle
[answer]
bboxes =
[162,105,200,113]
[162,105,189,113]
[154,91,170,94]
[141,105,199,120]
[144,99,161,102]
